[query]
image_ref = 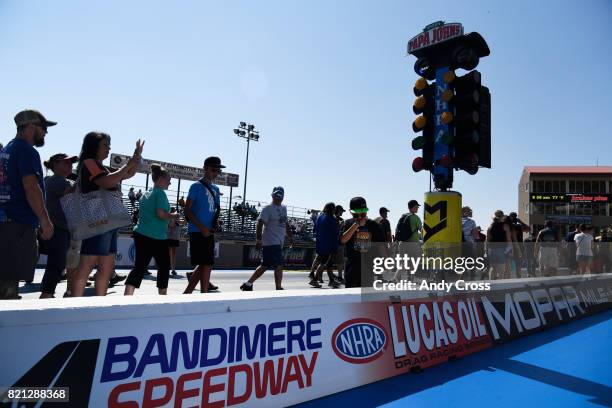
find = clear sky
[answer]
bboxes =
[1,0,611,228]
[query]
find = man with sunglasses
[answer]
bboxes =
[241,186,294,291]
[340,197,386,288]
[0,109,56,299]
[184,156,223,294]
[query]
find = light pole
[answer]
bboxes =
[233,122,260,232]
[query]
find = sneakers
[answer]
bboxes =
[171,270,177,276]
[208,282,219,292]
[328,279,341,289]
[309,279,322,288]
[108,273,126,288]
[240,283,253,291]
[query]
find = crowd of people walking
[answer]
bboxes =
[1,109,610,300]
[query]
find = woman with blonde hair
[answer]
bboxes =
[125,164,180,295]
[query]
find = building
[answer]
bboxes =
[518,166,612,238]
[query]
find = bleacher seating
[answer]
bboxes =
[119,185,315,243]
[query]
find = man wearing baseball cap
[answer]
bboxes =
[0,109,57,299]
[241,186,294,291]
[392,199,423,281]
[39,153,78,298]
[184,156,224,294]
[375,207,393,243]
[339,197,386,288]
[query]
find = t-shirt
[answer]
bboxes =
[187,179,220,233]
[512,222,525,242]
[342,218,385,259]
[462,217,476,243]
[45,175,73,230]
[134,187,170,240]
[404,214,422,242]
[575,233,593,257]
[315,213,339,255]
[538,227,557,248]
[167,219,181,240]
[374,217,392,241]
[0,138,45,226]
[79,159,110,193]
[259,203,288,246]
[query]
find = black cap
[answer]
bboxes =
[335,205,345,212]
[14,109,57,127]
[204,156,226,169]
[43,153,77,169]
[379,207,389,214]
[349,197,368,213]
[408,200,420,209]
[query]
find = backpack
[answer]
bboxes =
[395,213,415,242]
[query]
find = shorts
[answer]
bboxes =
[167,239,180,248]
[190,232,214,266]
[0,222,37,281]
[539,247,559,268]
[576,255,593,263]
[487,248,506,265]
[65,240,82,269]
[261,245,283,268]
[80,229,118,256]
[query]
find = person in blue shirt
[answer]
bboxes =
[310,202,341,288]
[0,109,56,299]
[184,156,223,294]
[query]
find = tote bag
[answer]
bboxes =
[60,174,132,241]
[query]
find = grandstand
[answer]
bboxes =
[120,184,316,243]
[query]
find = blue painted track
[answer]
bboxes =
[299,310,612,408]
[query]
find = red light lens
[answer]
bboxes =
[412,157,425,172]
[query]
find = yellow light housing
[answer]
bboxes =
[441,90,453,102]
[441,112,453,124]
[413,96,426,110]
[443,70,456,83]
[414,77,427,92]
[413,115,427,130]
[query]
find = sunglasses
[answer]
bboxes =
[209,168,221,173]
[356,213,367,218]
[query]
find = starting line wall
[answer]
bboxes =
[0,274,611,407]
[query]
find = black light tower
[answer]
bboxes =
[233,122,260,231]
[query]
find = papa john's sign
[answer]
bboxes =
[408,21,464,54]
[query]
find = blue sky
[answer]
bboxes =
[1,0,611,228]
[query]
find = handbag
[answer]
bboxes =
[60,172,132,241]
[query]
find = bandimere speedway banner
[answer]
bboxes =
[0,275,610,407]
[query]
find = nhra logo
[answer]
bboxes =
[332,318,388,364]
